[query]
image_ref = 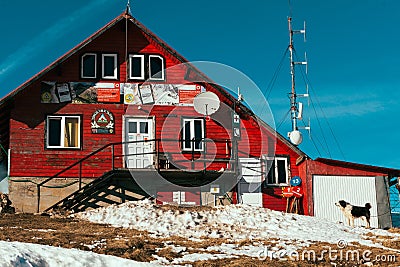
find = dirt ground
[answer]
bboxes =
[0,212,399,266]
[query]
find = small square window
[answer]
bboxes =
[102,54,118,79]
[81,53,97,79]
[263,156,289,185]
[47,116,81,149]
[129,55,145,80]
[149,55,164,80]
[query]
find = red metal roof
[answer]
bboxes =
[315,158,400,177]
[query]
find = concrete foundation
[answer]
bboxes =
[8,177,93,213]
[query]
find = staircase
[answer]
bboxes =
[37,138,237,213]
[43,170,149,213]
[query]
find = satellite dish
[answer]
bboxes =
[193,91,220,116]
[289,130,303,146]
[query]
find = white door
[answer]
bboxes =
[313,175,379,228]
[125,118,153,168]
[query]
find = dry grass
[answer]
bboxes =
[0,212,399,266]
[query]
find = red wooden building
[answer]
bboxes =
[0,10,399,228]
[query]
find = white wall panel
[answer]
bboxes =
[239,158,263,207]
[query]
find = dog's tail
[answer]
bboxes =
[365,203,372,210]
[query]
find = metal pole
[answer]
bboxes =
[288,17,298,132]
[36,185,40,213]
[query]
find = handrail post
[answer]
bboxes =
[156,139,159,170]
[191,138,195,169]
[203,138,206,171]
[37,184,40,213]
[111,144,115,171]
[79,162,82,190]
[234,140,239,174]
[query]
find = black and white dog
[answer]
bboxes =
[335,200,371,228]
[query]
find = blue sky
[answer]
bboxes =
[0,0,399,169]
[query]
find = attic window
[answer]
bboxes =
[102,54,118,79]
[81,53,97,79]
[149,55,164,80]
[129,55,145,80]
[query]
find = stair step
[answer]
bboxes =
[44,170,150,213]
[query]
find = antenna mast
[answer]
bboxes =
[126,0,131,15]
[287,17,309,146]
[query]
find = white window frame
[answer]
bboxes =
[148,55,165,80]
[81,53,97,79]
[182,118,204,151]
[263,156,289,185]
[129,54,145,80]
[46,115,81,149]
[102,53,118,79]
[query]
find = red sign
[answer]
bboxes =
[282,187,293,198]
[179,89,201,104]
[97,88,120,103]
[292,186,304,198]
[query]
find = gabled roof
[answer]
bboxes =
[315,158,400,177]
[0,11,307,157]
[0,13,127,108]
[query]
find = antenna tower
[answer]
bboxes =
[287,17,310,146]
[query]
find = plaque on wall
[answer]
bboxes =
[91,109,115,134]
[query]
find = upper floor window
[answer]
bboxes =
[149,55,164,80]
[102,54,118,79]
[81,53,97,79]
[262,156,289,185]
[182,118,204,151]
[47,115,81,149]
[128,54,165,81]
[129,54,145,80]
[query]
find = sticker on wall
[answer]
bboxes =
[139,85,155,104]
[123,83,141,104]
[91,109,115,134]
[40,82,72,103]
[152,84,179,105]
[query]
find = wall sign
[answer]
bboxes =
[282,187,294,198]
[291,186,304,198]
[290,176,302,186]
[91,109,114,134]
[96,83,120,103]
[232,112,241,140]
[42,81,206,106]
[41,82,121,104]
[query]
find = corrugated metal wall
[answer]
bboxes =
[313,175,379,228]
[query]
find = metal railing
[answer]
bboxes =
[37,138,236,212]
